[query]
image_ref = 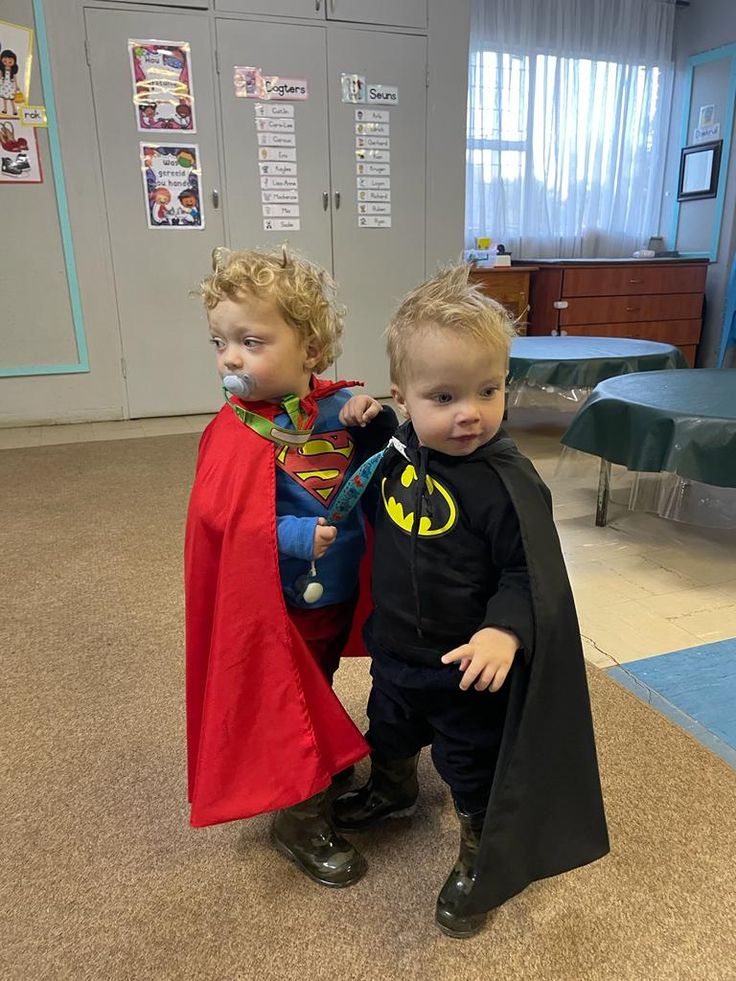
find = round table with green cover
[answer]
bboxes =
[561,369,736,525]
[508,336,688,388]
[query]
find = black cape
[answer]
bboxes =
[459,434,609,914]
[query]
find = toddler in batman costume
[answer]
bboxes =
[185,246,395,886]
[332,265,609,937]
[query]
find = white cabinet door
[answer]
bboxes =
[328,28,427,395]
[214,18,333,273]
[328,0,427,29]
[213,0,326,19]
[85,8,227,417]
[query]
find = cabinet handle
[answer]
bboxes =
[625,307,640,312]
[212,188,219,209]
[334,190,341,209]
[315,0,321,11]
[322,191,329,211]
[628,279,642,284]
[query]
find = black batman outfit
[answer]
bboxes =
[340,421,609,920]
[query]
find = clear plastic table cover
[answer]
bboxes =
[562,369,736,488]
[508,337,687,388]
[556,447,736,528]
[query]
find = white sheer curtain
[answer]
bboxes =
[466,0,676,257]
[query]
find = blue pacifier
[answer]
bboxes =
[223,373,255,398]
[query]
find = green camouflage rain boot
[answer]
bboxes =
[331,752,419,831]
[271,789,367,887]
[435,805,487,938]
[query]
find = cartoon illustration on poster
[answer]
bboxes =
[0,20,34,118]
[0,116,42,182]
[140,144,203,229]
[129,40,196,132]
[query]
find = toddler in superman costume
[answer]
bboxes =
[185,246,395,886]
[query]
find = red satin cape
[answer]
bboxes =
[185,382,370,828]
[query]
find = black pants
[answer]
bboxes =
[366,645,509,814]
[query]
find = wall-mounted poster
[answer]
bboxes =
[0,116,42,182]
[0,19,34,118]
[129,40,196,132]
[140,143,203,229]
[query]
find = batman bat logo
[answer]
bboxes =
[276,430,355,505]
[381,464,457,537]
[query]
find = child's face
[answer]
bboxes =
[391,325,506,456]
[208,295,318,402]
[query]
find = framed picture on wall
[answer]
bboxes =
[677,140,722,201]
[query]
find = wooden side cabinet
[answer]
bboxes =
[469,266,538,335]
[526,258,708,366]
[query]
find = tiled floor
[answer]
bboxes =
[3,407,735,763]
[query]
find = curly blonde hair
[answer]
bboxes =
[199,245,344,373]
[386,264,516,384]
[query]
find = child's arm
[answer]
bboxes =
[354,403,398,522]
[479,485,534,659]
[339,394,382,428]
[277,515,337,560]
[347,400,398,459]
[442,477,534,692]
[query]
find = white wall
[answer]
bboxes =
[0,0,127,427]
[663,0,736,367]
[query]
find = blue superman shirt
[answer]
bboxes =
[275,389,371,609]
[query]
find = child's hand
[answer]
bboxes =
[441,627,519,692]
[313,517,337,559]
[339,395,382,428]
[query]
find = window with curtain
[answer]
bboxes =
[466,0,676,258]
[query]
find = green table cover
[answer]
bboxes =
[508,337,687,388]
[562,369,736,487]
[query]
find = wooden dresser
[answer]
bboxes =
[469,266,538,335]
[525,258,708,366]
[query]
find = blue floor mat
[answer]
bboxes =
[608,638,736,768]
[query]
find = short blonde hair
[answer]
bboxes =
[386,264,516,384]
[199,245,344,374]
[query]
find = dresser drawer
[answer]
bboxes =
[562,320,702,344]
[562,264,708,297]
[470,269,532,330]
[560,293,704,326]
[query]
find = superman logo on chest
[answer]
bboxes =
[275,430,355,506]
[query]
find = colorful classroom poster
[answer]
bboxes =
[0,116,41,182]
[140,144,203,229]
[129,40,196,132]
[0,20,34,118]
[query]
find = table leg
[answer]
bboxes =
[596,458,611,527]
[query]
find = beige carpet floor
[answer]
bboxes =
[2,435,736,981]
